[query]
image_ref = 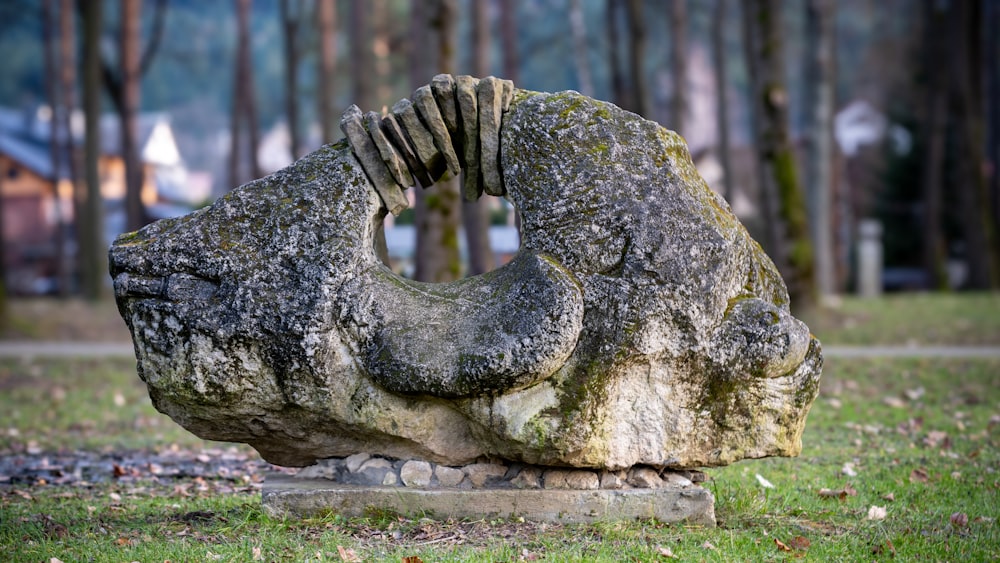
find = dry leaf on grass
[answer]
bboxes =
[755,474,775,489]
[910,468,929,483]
[701,541,717,551]
[867,506,887,521]
[818,483,857,500]
[657,546,675,558]
[789,536,811,550]
[402,556,424,563]
[774,538,792,552]
[337,545,361,562]
[950,512,969,528]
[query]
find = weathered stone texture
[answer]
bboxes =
[111,85,821,473]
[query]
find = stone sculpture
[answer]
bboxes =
[110,76,822,474]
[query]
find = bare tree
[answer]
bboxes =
[229,0,262,187]
[803,0,836,297]
[668,0,687,132]
[951,0,998,288]
[120,0,144,233]
[920,0,949,289]
[499,0,519,83]
[712,0,733,204]
[743,0,815,309]
[59,0,80,293]
[606,0,626,108]
[350,0,373,109]
[42,0,69,295]
[623,0,650,117]
[316,0,338,145]
[371,0,392,109]
[568,0,594,97]
[81,0,106,300]
[989,0,1000,254]
[281,0,304,160]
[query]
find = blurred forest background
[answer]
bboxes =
[0,0,998,314]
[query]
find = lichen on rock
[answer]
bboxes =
[110,79,821,471]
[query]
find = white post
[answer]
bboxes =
[856,219,882,298]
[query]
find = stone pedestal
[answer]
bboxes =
[262,472,716,526]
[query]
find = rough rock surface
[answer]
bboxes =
[110,84,822,471]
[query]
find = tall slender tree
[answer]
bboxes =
[568,0,594,97]
[920,0,949,289]
[316,0,338,145]
[743,0,815,309]
[350,0,373,110]
[623,0,650,117]
[81,0,106,300]
[229,0,262,186]
[42,0,68,295]
[606,0,626,109]
[803,0,836,297]
[59,0,80,293]
[463,0,495,276]
[668,0,687,132]
[120,0,144,233]
[951,0,998,288]
[280,0,303,160]
[712,0,734,204]
[499,0,519,83]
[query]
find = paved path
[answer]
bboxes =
[0,341,998,359]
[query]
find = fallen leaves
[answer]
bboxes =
[755,473,775,489]
[657,546,675,558]
[950,512,969,528]
[866,506,888,521]
[909,467,930,484]
[337,545,361,562]
[818,483,857,500]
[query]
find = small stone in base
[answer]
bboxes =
[463,462,507,488]
[344,452,370,473]
[434,465,465,488]
[400,460,433,488]
[628,467,664,489]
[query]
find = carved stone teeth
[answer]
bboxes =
[365,111,414,188]
[500,78,514,112]
[339,75,515,203]
[454,75,483,202]
[430,73,459,136]
[340,104,409,216]
[381,113,434,188]
[413,85,461,177]
[392,98,446,184]
[477,76,505,197]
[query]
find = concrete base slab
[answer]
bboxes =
[262,473,715,526]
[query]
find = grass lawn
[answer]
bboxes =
[2,353,998,561]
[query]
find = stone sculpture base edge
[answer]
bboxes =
[262,473,716,526]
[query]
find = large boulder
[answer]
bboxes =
[110,83,821,470]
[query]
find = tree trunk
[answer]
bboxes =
[60,0,80,294]
[121,0,145,233]
[743,0,815,309]
[463,0,495,276]
[951,0,998,289]
[623,0,650,117]
[804,0,836,297]
[568,0,594,97]
[371,0,392,110]
[921,0,949,289]
[281,0,301,161]
[668,0,687,132]
[712,0,734,204]
[413,0,462,283]
[82,0,106,301]
[229,0,262,187]
[499,0,519,83]
[350,0,373,110]
[43,0,68,296]
[316,0,337,145]
[607,0,627,111]
[989,0,1000,259]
